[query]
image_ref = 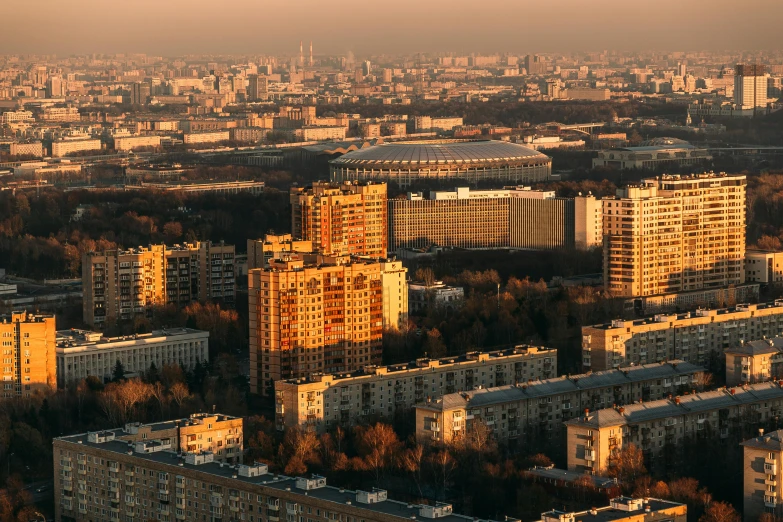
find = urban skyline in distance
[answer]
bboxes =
[5,2,783,522]
[7,0,783,55]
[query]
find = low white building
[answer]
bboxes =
[409,281,464,313]
[55,328,209,387]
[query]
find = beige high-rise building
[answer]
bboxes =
[249,254,389,395]
[379,259,408,330]
[83,242,235,326]
[603,173,746,298]
[574,194,603,250]
[290,181,387,257]
[582,300,783,371]
[0,311,56,398]
[247,234,314,270]
[742,429,783,521]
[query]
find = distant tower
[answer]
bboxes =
[309,41,313,67]
[299,41,304,67]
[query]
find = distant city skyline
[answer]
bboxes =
[6,0,783,56]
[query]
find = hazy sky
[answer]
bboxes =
[6,0,783,56]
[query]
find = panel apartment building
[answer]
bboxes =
[247,234,314,270]
[54,429,506,522]
[0,311,56,398]
[603,173,746,298]
[582,300,783,371]
[55,327,209,387]
[82,242,235,326]
[388,187,602,251]
[290,181,387,257]
[274,346,557,432]
[564,382,783,474]
[249,254,407,396]
[742,429,783,521]
[415,361,704,447]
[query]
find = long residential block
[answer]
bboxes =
[582,300,783,371]
[564,381,783,474]
[415,360,704,446]
[54,428,507,522]
[274,346,557,432]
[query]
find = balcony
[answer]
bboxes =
[766,478,778,487]
[766,459,778,475]
[585,449,595,462]
[765,495,778,508]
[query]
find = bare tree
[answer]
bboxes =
[169,382,191,410]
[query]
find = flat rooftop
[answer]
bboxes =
[56,327,208,350]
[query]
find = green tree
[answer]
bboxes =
[112,360,126,382]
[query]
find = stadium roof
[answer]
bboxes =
[330,140,548,165]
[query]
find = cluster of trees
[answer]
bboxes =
[747,171,783,247]
[0,187,289,279]
[387,263,619,376]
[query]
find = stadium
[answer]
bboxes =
[329,140,552,187]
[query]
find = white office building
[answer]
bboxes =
[55,328,209,387]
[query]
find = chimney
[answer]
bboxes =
[309,41,313,67]
[674,397,680,405]
[760,428,765,439]
[730,388,735,395]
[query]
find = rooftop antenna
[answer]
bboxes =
[309,41,313,67]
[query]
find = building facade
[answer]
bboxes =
[735,64,769,110]
[742,429,783,521]
[55,328,209,387]
[53,429,494,522]
[387,187,601,251]
[582,301,783,371]
[725,338,783,386]
[592,139,711,170]
[564,382,783,474]
[416,361,704,447]
[275,346,557,432]
[291,181,387,257]
[379,260,408,330]
[409,281,464,313]
[82,242,235,326]
[603,173,746,298]
[0,311,56,398]
[746,250,783,285]
[51,138,102,157]
[249,255,393,395]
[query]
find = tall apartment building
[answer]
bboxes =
[387,187,601,251]
[379,259,408,330]
[249,254,391,395]
[746,250,783,284]
[603,174,746,298]
[290,181,387,257]
[247,74,268,101]
[53,429,496,522]
[55,328,209,387]
[275,346,557,432]
[582,300,783,371]
[742,430,783,520]
[247,234,314,270]
[725,338,783,386]
[82,242,235,326]
[0,311,56,398]
[735,64,768,109]
[415,361,703,447]
[564,381,783,474]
